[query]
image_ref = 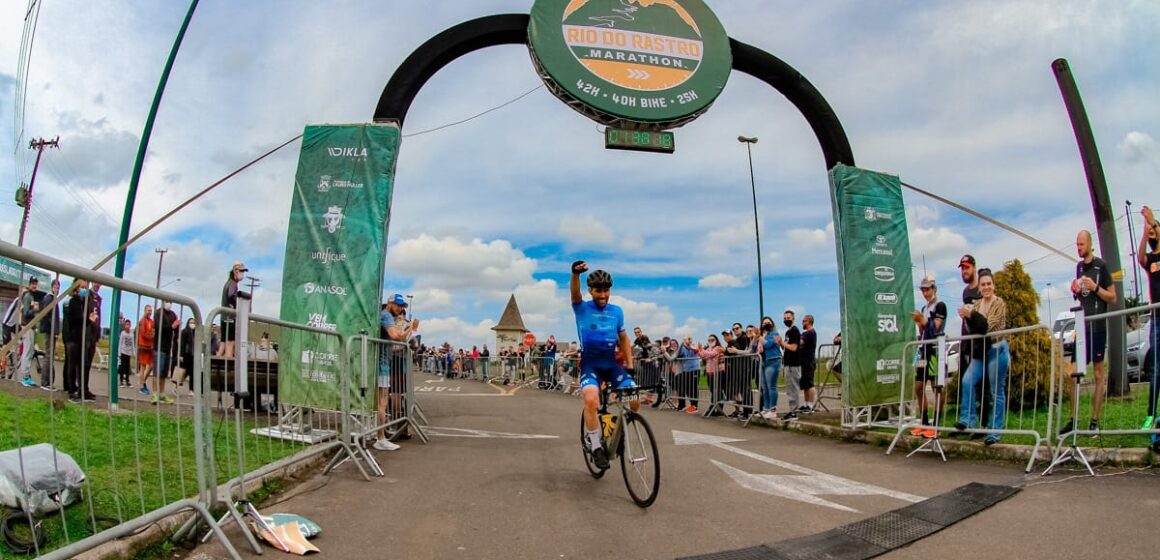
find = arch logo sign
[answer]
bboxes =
[529,0,731,127]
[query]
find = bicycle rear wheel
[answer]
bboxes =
[579,412,606,479]
[619,411,660,507]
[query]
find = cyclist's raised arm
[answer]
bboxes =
[570,260,587,305]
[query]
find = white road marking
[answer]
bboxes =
[425,426,558,439]
[674,430,924,512]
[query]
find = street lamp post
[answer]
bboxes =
[406,294,414,321]
[738,135,764,324]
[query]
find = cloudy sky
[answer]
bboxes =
[1,0,1157,350]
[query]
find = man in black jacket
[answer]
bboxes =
[152,302,181,404]
[63,280,99,402]
[38,278,61,390]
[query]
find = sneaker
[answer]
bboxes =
[162,396,175,405]
[761,410,777,420]
[984,435,1000,446]
[372,438,400,451]
[781,411,799,420]
[1059,419,1074,436]
[952,421,968,435]
[82,393,97,402]
[151,394,160,404]
[910,427,926,436]
[922,428,938,439]
[40,384,54,392]
[1088,419,1099,432]
[797,405,813,414]
[1151,440,1160,454]
[591,446,610,470]
[683,405,698,414]
[68,393,81,403]
[1142,416,1155,431]
[20,376,36,387]
[139,386,150,396]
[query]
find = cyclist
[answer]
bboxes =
[571,260,636,470]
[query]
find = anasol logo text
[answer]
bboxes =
[303,283,348,296]
[327,147,368,157]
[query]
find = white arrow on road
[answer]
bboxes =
[674,430,924,512]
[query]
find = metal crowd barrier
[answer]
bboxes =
[349,335,427,447]
[702,353,760,419]
[1044,302,1160,475]
[814,343,842,412]
[885,323,1055,472]
[668,356,703,412]
[0,241,240,560]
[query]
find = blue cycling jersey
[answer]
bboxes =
[572,299,624,363]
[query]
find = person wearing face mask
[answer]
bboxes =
[955,268,1008,445]
[779,310,803,419]
[63,279,98,402]
[758,317,783,420]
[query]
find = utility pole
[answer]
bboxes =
[17,136,60,248]
[245,276,261,300]
[154,248,168,309]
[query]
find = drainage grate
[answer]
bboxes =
[949,482,1020,507]
[766,529,885,560]
[895,494,987,526]
[677,545,781,560]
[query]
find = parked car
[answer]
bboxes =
[1126,314,1153,383]
[1053,312,1076,359]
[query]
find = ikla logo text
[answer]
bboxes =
[311,247,347,265]
[327,146,368,158]
[873,266,895,282]
[303,283,348,296]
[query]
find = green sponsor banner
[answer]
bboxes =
[279,123,400,412]
[528,0,731,125]
[829,165,915,407]
[0,256,52,287]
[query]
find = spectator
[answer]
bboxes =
[831,332,843,381]
[758,316,783,419]
[1135,205,1159,451]
[219,261,249,358]
[375,293,418,450]
[178,318,197,396]
[800,315,818,413]
[542,336,557,386]
[38,278,61,390]
[209,324,221,356]
[137,305,155,395]
[911,275,947,438]
[18,276,43,387]
[696,334,725,416]
[63,279,98,402]
[675,335,701,413]
[958,255,983,420]
[2,291,20,373]
[480,344,490,380]
[1060,230,1116,435]
[152,302,180,404]
[118,319,135,388]
[780,310,803,419]
[955,268,1008,444]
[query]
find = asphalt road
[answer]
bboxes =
[186,371,1159,560]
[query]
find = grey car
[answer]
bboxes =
[1126,314,1153,383]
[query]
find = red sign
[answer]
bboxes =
[523,333,536,347]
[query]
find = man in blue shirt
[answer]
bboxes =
[571,260,636,469]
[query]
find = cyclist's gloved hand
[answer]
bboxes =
[571,260,587,274]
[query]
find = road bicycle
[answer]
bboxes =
[579,383,661,508]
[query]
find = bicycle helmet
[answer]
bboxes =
[586,269,613,289]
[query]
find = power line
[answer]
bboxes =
[401,84,544,138]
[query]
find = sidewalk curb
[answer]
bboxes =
[754,416,1155,468]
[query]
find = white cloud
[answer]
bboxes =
[786,222,834,249]
[699,273,748,289]
[386,234,536,291]
[909,227,969,261]
[558,215,613,246]
[1119,131,1158,166]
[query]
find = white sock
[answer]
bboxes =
[587,428,602,450]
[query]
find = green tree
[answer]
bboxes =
[994,259,1063,407]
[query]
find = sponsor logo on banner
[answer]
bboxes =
[304,283,348,296]
[874,266,895,282]
[317,175,363,193]
[301,349,339,366]
[876,314,899,333]
[872,235,893,256]
[864,207,894,222]
[322,206,345,234]
[875,358,902,371]
[327,147,368,158]
[305,370,336,383]
[311,247,347,265]
[305,313,337,330]
[875,292,898,304]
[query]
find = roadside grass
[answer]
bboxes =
[0,391,304,557]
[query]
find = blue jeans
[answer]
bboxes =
[958,356,985,428]
[1149,314,1158,443]
[985,340,1010,434]
[761,360,781,410]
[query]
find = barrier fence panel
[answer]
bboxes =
[347,335,425,449]
[700,353,759,420]
[1046,302,1160,473]
[668,357,702,412]
[0,241,240,560]
[814,343,842,412]
[885,323,1057,472]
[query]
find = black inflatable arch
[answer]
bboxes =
[374,13,855,169]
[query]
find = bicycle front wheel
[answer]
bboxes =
[619,411,660,507]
